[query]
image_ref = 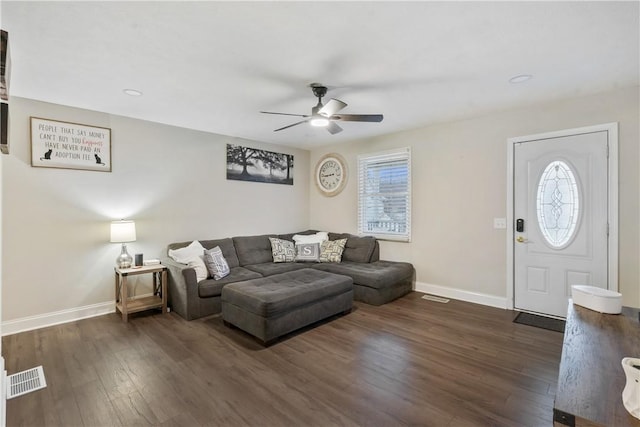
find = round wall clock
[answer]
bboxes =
[315,153,348,196]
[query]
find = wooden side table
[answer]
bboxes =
[114,264,167,322]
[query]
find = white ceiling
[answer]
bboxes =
[2,1,638,149]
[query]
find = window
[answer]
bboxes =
[536,160,581,248]
[358,147,411,242]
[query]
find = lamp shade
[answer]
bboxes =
[110,220,136,243]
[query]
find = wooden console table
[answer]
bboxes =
[554,301,640,426]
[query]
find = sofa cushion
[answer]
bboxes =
[269,237,296,263]
[312,260,413,290]
[199,238,240,268]
[203,246,230,280]
[221,268,353,317]
[328,233,377,263]
[244,262,308,276]
[233,235,274,266]
[319,238,347,263]
[198,267,262,298]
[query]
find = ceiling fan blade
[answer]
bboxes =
[327,122,343,135]
[331,114,383,122]
[261,111,309,118]
[318,99,347,117]
[273,119,309,132]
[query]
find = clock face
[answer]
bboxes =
[316,155,347,196]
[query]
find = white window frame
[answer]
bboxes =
[357,147,411,242]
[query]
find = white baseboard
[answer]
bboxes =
[2,301,115,336]
[414,281,508,309]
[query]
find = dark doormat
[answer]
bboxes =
[513,312,566,333]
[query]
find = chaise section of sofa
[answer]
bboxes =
[310,233,414,305]
[312,260,414,305]
[162,230,414,321]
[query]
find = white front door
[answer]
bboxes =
[513,129,610,318]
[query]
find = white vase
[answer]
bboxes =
[622,357,640,419]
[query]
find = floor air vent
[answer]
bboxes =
[422,294,450,303]
[7,366,47,399]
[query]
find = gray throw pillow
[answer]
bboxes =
[295,243,320,262]
[203,246,230,280]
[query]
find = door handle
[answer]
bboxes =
[516,236,528,243]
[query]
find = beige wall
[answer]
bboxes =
[310,87,640,308]
[2,97,310,322]
[3,86,638,327]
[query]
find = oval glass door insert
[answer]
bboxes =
[536,160,580,248]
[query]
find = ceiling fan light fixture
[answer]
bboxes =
[261,84,382,134]
[310,117,329,127]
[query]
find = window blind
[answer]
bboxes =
[357,147,411,242]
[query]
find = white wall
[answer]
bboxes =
[2,97,310,327]
[310,87,640,308]
[0,118,5,424]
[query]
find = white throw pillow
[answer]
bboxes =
[185,256,208,282]
[292,232,329,245]
[168,240,205,263]
[168,240,208,282]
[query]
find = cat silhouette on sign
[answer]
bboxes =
[40,149,52,160]
[95,154,105,166]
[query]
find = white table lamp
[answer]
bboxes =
[110,220,136,268]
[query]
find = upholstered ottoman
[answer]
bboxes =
[221,268,353,345]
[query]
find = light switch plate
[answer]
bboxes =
[494,218,507,229]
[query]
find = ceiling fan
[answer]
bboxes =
[260,84,383,134]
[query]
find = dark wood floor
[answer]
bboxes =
[3,292,563,426]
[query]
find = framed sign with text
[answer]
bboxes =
[30,117,111,172]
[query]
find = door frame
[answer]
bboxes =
[506,123,619,311]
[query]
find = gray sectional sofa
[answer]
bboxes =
[162,230,415,321]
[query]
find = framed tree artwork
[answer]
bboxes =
[226,144,293,185]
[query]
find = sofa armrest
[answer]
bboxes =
[162,257,200,320]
